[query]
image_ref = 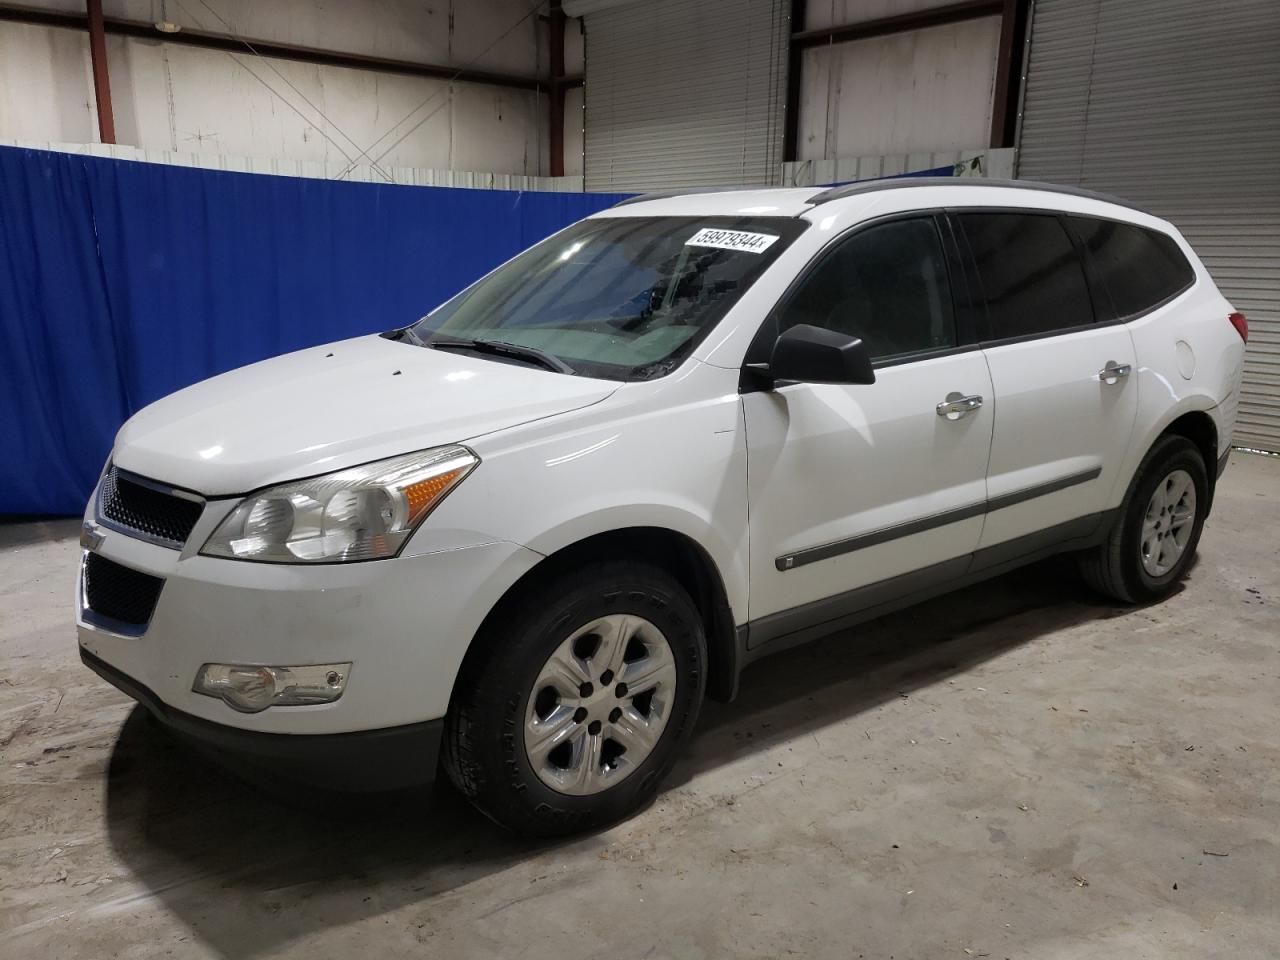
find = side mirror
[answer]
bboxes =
[762,323,875,385]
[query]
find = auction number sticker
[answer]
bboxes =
[684,228,780,254]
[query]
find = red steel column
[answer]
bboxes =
[86,0,116,143]
[548,0,566,177]
[989,0,1029,148]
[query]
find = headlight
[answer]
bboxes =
[200,445,477,563]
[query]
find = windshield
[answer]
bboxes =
[401,215,807,380]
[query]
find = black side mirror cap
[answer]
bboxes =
[754,323,876,386]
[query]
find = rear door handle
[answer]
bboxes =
[1098,360,1132,384]
[936,392,983,420]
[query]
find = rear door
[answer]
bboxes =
[953,210,1139,555]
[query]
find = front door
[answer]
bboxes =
[743,214,993,643]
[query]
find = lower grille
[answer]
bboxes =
[83,553,165,630]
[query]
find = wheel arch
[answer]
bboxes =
[1120,398,1222,505]
[456,526,742,709]
[1161,408,1221,509]
[1161,409,1218,465]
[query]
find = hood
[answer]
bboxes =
[113,335,618,494]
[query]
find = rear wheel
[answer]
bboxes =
[1079,435,1208,603]
[442,561,706,836]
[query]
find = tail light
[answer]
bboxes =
[1228,311,1248,342]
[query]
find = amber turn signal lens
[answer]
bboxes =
[404,467,468,525]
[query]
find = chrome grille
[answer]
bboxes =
[98,466,203,548]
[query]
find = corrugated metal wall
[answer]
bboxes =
[1017,0,1280,451]
[583,0,788,191]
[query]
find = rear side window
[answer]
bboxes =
[776,217,956,362]
[1069,217,1195,319]
[957,212,1094,340]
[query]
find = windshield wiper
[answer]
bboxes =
[382,326,423,345]
[427,336,576,375]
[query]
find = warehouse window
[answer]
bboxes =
[776,217,956,361]
[957,212,1095,340]
[1069,217,1196,319]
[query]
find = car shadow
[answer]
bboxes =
[678,555,1185,778]
[101,554,1142,958]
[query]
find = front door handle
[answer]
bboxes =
[1098,360,1132,385]
[936,392,983,420]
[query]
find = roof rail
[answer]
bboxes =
[806,176,1151,214]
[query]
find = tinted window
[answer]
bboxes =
[958,212,1094,340]
[1070,217,1194,318]
[777,217,955,361]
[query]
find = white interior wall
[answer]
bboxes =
[0,135,582,190]
[0,21,99,143]
[564,14,585,75]
[2,0,1005,187]
[0,0,551,178]
[24,0,543,74]
[803,0,969,29]
[797,15,1002,161]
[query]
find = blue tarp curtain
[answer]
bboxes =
[0,146,630,515]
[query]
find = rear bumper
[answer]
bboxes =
[82,647,443,792]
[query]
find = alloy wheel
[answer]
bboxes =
[524,613,677,796]
[1140,468,1197,577]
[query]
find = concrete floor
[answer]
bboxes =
[2,451,1278,959]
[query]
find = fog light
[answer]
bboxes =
[193,662,351,713]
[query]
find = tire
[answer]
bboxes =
[1079,434,1208,604]
[442,560,706,837]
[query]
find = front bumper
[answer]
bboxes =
[82,647,442,791]
[77,504,543,742]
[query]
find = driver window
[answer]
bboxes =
[777,217,956,362]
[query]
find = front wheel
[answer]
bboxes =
[1079,435,1208,603]
[442,561,706,836]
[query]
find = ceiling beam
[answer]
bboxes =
[791,0,1003,49]
[0,3,545,91]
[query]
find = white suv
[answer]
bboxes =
[77,179,1248,834]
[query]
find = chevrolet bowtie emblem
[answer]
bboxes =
[80,523,105,551]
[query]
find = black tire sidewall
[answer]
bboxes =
[457,564,706,834]
[1117,437,1208,600]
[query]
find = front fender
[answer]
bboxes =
[418,367,752,623]
[519,501,748,622]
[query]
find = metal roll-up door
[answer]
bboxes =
[583,0,788,192]
[1018,0,1280,451]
